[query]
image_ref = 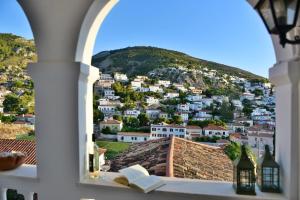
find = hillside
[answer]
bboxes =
[0,33,35,115]
[92,46,266,82]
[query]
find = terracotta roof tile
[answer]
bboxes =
[100,120,122,125]
[186,125,201,129]
[0,139,36,165]
[203,124,227,131]
[118,132,151,136]
[110,137,233,182]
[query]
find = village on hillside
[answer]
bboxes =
[0,34,276,181]
[93,67,275,178]
[0,65,275,181]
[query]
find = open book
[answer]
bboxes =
[114,164,165,193]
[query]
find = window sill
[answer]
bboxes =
[0,164,37,179]
[80,172,286,200]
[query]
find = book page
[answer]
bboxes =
[119,165,149,183]
[131,175,164,193]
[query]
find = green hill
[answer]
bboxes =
[92,46,266,82]
[0,33,36,67]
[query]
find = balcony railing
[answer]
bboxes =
[0,165,286,200]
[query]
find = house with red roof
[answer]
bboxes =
[203,124,229,137]
[150,123,187,139]
[99,119,123,133]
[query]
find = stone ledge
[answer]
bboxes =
[80,172,286,200]
[0,164,37,179]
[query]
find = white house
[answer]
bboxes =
[201,98,213,107]
[189,102,203,111]
[193,110,212,121]
[251,108,273,123]
[240,92,255,101]
[150,124,187,139]
[117,132,150,143]
[186,125,202,139]
[187,94,202,102]
[103,89,115,97]
[173,83,187,92]
[159,112,171,119]
[146,109,161,119]
[158,80,171,87]
[114,72,128,82]
[164,92,179,99]
[176,112,189,122]
[227,123,245,133]
[212,96,229,104]
[146,96,160,105]
[99,119,123,133]
[135,76,148,81]
[124,109,141,118]
[131,80,142,90]
[231,100,243,110]
[247,132,274,157]
[98,105,117,115]
[139,87,150,93]
[149,85,163,93]
[203,124,229,137]
[177,104,189,112]
[100,73,113,80]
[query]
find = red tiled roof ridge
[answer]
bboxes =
[186,125,201,129]
[101,119,122,124]
[166,136,175,177]
[173,137,221,150]
[203,124,227,131]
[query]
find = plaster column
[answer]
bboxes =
[269,36,300,200]
[17,0,98,199]
[78,64,99,180]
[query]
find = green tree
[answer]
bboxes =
[138,113,150,126]
[153,117,166,124]
[94,109,104,123]
[253,89,264,97]
[172,115,183,124]
[219,101,234,122]
[113,115,122,121]
[124,117,140,128]
[224,142,241,161]
[19,94,34,114]
[242,99,253,117]
[102,127,112,135]
[3,94,20,113]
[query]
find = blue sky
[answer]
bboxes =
[0,0,275,77]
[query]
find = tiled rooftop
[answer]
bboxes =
[0,139,36,165]
[110,137,233,182]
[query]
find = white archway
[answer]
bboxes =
[0,0,298,200]
[75,1,300,199]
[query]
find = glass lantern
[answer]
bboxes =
[248,0,300,47]
[257,145,281,193]
[233,145,256,195]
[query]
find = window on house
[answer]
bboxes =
[170,128,173,132]
[152,128,156,131]
[162,128,167,132]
